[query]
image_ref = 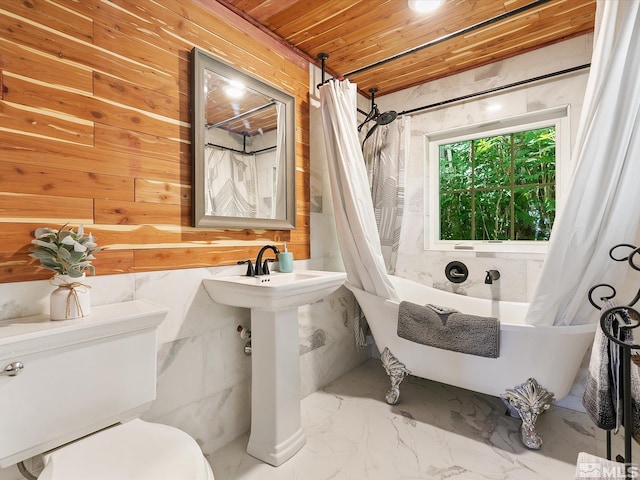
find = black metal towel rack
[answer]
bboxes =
[588,243,640,478]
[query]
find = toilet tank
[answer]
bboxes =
[0,300,168,467]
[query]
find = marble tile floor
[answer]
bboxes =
[209,359,629,480]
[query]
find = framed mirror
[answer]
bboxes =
[190,47,296,229]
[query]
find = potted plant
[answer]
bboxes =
[29,224,101,320]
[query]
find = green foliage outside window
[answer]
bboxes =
[439,127,556,241]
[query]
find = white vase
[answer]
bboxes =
[50,274,91,321]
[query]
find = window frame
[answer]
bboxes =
[425,106,570,254]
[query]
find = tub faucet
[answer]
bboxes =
[485,270,500,284]
[255,245,280,276]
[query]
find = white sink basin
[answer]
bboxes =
[203,270,347,311]
[202,268,347,466]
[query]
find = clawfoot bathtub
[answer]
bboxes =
[347,275,596,449]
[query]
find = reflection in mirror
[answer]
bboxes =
[191,48,296,229]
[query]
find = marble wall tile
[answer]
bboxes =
[86,273,134,306]
[0,272,134,322]
[299,287,352,349]
[427,254,529,301]
[147,335,206,419]
[205,322,252,394]
[150,379,252,455]
[297,283,369,397]
[526,258,545,301]
[0,279,51,320]
[135,268,220,345]
[300,334,370,399]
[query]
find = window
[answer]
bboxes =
[427,107,569,252]
[439,126,556,241]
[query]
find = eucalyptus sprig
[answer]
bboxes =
[29,224,101,278]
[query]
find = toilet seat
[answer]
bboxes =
[37,419,215,480]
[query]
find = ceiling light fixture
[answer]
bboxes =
[408,0,444,14]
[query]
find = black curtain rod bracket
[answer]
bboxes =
[316,52,330,90]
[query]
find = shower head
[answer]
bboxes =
[376,110,397,125]
[359,88,398,148]
[360,110,398,148]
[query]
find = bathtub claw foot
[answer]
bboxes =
[501,378,554,449]
[381,348,410,405]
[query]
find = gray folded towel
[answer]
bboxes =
[425,304,459,316]
[397,301,499,358]
[583,304,617,430]
[583,301,640,444]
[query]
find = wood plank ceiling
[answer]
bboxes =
[216,0,596,98]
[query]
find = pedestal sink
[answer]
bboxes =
[203,270,347,466]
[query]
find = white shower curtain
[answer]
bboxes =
[526,0,640,326]
[204,146,258,217]
[320,80,398,301]
[361,118,408,274]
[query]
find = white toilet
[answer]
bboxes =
[0,300,215,480]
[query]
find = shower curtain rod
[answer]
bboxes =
[341,0,553,80]
[355,64,590,118]
[396,63,590,117]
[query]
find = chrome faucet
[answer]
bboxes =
[485,270,500,284]
[255,245,280,276]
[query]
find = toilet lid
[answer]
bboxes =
[38,419,215,480]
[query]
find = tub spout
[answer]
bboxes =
[485,269,500,284]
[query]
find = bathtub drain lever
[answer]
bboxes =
[445,261,468,283]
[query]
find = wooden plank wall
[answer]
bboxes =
[0,0,311,283]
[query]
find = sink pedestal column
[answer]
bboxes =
[246,307,306,466]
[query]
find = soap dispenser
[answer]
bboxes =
[278,242,294,273]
